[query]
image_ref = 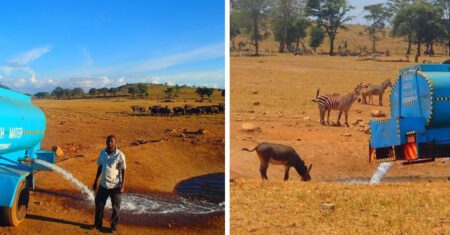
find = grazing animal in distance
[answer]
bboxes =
[184,105,194,115]
[312,84,362,127]
[150,106,160,116]
[131,105,139,113]
[173,107,185,116]
[242,143,312,181]
[132,106,146,114]
[361,79,392,106]
[358,83,370,103]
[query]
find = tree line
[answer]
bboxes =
[33,84,224,100]
[231,0,449,59]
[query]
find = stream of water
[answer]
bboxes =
[33,159,224,215]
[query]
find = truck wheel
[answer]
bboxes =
[0,179,29,226]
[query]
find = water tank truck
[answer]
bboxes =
[369,64,450,164]
[0,88,55,226]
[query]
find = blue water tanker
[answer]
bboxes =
[370,64,450,164]
[0,88,55,226]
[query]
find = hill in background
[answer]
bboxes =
[233,24,449,56]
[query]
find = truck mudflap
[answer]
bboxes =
[369,143,420,163]
[369,145,397,162]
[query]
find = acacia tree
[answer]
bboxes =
[231,10,242,50]
[309,25,325,52]
[393,1,446,62]
[271,0,298,52]
[52,87,64,99]
[391,2,414,55]
[128,86,137,98]
[137,83,148,97]
[434,0,450,55]
[236,0,272,56]
[63,89,72,99]
[99,87,109,97]
[195,87,214,101]
[290,16,310,50]
[164,87,175,99]
[364,3,391,53]
[307,0,353,55]
[110,88,118,97]
[34,92,51,99]
[386,0,413,14]
[72,87,85,98]
[89,88,97,98]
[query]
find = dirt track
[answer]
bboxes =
[0,98,224,234]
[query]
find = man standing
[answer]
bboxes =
[93,135,126,231]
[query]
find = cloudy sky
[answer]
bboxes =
[0,1,225,94]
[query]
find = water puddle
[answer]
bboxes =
[33,159,224,215]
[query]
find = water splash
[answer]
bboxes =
[33,159,224,215]
[118,194,223,214]
[370,162,393,184]
[34,159,95,201]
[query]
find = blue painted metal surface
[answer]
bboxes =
[0,87,55,208]
[370,64,450,162]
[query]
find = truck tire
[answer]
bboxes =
[0,179,29,226]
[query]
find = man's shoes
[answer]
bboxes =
[95,225,102,231]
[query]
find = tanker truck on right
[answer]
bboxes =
[369,64,450,164]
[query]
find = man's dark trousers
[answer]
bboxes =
[95,186,121,229]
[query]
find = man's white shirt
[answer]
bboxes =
[97,148,126,189]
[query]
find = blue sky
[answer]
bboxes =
[348,0,387,24]
[0,1,225,93]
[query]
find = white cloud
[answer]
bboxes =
[47,78,58,85]
[80,43,224,76]
[166,81,176,86]
[113,77,126,87]
[64,75,127,90]
[14,77,26,87]
[97,76,111,87]
[0,44,225,93]
[150,76,161,84]
[0,46,52,91]
[148,70,224,88]
[5,46,51,66]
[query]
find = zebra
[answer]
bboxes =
[312,84,363,127]
[361,79,392,106]
[357,83,369,103]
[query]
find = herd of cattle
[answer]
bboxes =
[130,103,225,116]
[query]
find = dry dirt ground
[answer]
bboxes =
[231,55,450,234]
[0,98,224,235]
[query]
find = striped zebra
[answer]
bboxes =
[357,83,369,103]
[361,79,392,106]
[313,84,363,127]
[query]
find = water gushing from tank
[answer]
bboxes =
[34,159,95,201]
[370,162,393,184]
[33,159,223,214]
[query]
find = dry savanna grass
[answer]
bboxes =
[231,180,450,234]
[0,98,224,235]
[231,55,450,233]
